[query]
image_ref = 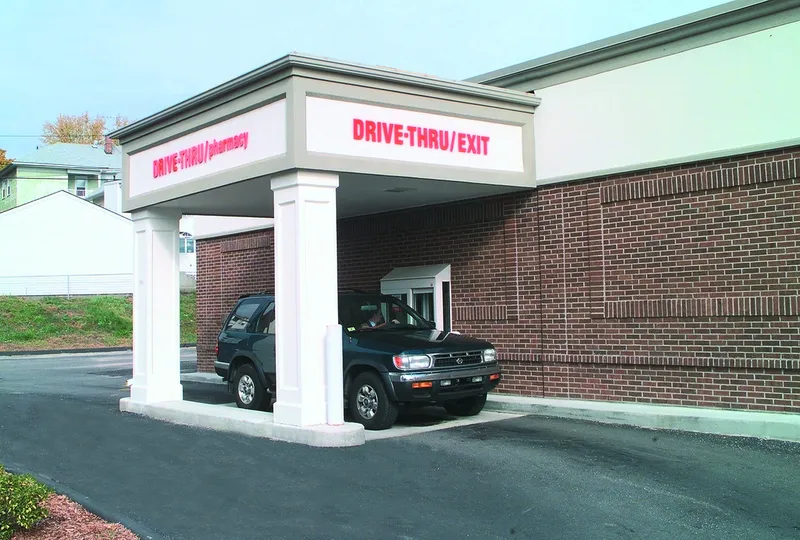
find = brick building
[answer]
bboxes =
[193,1,800,414]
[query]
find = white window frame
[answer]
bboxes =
[179,237,196,254]
[75,178,87,197]
[381,264,452,332]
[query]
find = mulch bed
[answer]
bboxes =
[13,493,137,540]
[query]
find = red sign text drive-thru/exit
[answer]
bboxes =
[352,119,490,155]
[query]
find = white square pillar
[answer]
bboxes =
[271,171,341,427]
[128,208,183,404]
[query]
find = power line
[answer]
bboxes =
[0,135,120,138]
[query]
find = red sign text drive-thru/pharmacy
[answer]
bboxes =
[352,119,490,155]
[152,132,250,179]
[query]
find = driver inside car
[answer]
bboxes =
[360,309,399,329]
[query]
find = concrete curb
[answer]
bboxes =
[180,372,224,385]
[176,371,800,443]
[3,461,164,540]
[485,394,800,443]
[120,398,365,447]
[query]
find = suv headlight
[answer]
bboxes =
[392,354,432,371]
[482,348,497,363]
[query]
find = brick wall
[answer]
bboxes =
[196,146,800,412]
[196,230,274,372]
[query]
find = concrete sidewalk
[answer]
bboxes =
[486,394,800,443]
[179,372,800,443]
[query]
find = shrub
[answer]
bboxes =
[0,466,51,540]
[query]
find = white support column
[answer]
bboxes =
[128,208,183,404]
[271,171,340,427]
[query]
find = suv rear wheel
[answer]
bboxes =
[444,394,487,416]
[348,371,399,431]
[233,364,266,410]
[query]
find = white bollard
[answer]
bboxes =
[325,324,344,425]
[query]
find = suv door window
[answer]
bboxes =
[254,302,276,334]
[339,294,434,333]
[225,299,261,332]
[250,301,277,374]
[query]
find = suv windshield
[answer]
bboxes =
[339,294,434,333]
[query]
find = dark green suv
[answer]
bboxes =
[215,290,502,430]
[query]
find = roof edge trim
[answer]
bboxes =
[467,0,798,86]
[110,54,541,141]
[0,189,132,223]
[10,161,121,171]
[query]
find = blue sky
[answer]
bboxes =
[2,0,727,159]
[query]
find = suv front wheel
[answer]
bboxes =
[348,371,399,430]
[233,364,267,411]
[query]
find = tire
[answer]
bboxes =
[233,364,266,411]
[263,374,276,413]
[444,394,487,417]
[348,371,399,430]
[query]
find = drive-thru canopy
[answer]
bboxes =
[110,53,539,445]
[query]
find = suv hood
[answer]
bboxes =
[349,329,492,355]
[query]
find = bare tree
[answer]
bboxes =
[0,148,11,169]
[42,113,131,145]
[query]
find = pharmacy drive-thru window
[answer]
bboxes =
[110,54,538,446]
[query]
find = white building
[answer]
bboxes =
[0,191,134,296]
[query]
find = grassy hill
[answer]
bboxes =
[0,293,196,352]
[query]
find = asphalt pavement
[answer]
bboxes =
[1,351,799,540]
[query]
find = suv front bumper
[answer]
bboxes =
[386,363,501,403]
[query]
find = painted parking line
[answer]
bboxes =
[365,411,523,441]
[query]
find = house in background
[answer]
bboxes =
[0,140,271,295]
[0,140,197,292]
[0,191,134,296]
[0,138,121,213]
[85,178,126,217]
[0,188,206,296]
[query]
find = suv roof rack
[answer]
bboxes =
[338,288,374,294]
[237,289,376,299]
[237,291,273,299]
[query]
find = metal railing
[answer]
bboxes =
[0,273,134,297]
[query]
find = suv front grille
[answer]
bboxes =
[431,350,483,368]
